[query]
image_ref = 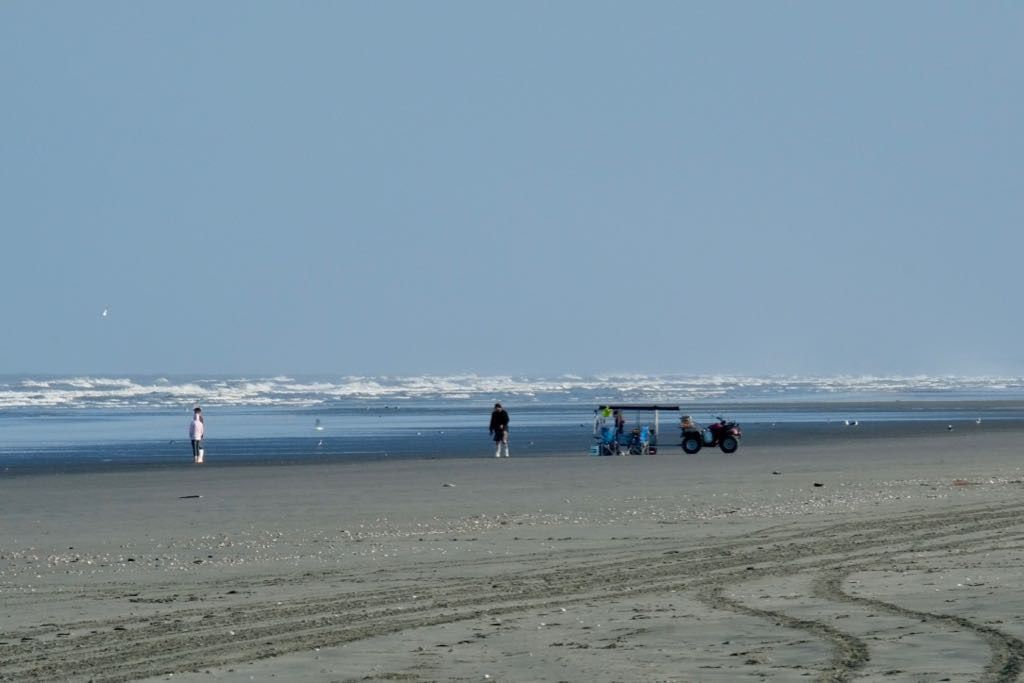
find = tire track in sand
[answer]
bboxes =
[815,567,1024,682]
[4,500,1024,681]
[690,503,1024,682]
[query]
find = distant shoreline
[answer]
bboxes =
[4,418,1024,478]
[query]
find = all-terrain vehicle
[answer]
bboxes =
[681,416,741,454]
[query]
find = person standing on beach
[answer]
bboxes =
[489,403,510,458]
[189,407,205,463]
[614,409,625,436]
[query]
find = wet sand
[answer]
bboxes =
[3,426,1024,681]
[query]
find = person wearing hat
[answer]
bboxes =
[489,402,510,458]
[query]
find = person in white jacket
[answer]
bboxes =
[189,407,205,463]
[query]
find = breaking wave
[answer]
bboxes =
[3,374,1024,410]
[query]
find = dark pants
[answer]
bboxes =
[191,439,202,459]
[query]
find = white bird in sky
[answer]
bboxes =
[101,307,109,318]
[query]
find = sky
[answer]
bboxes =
[1,2,1021,377]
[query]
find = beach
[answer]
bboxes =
[3,427,1024,682]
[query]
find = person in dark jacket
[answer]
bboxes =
[489,403,510,457]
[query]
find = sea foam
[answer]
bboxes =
[1,374,1024,410]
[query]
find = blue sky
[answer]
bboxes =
[2,2,1021,377]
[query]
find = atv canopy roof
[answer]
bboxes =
[597,405,680,411]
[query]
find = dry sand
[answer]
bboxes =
[3,428,1024,682]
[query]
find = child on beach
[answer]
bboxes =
[189,407,205,463]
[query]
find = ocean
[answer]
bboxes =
[3,374,1024,473]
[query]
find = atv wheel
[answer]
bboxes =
[682,436,702,454]
[719,436,739,453]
